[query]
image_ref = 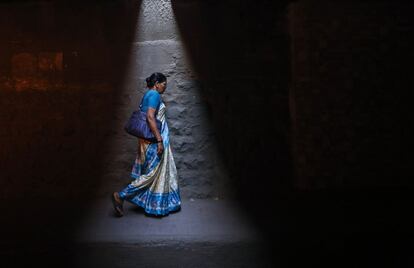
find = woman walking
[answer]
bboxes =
[112,72,181,217]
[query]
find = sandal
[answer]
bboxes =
[111,192,124,217]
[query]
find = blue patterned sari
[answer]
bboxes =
[118,101,181,216]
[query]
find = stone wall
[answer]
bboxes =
[4,0,408,200]
[0,0,293,201]
[100,0,231,199]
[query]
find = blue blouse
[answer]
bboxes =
[140,89,161,113]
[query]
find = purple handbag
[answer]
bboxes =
[124,98,162,142]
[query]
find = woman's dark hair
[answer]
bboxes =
[145,72,167,88]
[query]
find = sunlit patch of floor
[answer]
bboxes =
[73,197,273,267]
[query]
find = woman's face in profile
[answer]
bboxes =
[156,81,167,94]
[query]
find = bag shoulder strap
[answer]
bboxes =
[138,90,148,110]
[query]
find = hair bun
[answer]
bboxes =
[145,72,166,88]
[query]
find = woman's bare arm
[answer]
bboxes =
[146,108,162,141]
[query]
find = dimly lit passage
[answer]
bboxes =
[1,0,413,267]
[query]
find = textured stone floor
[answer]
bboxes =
[72,197,273,267]
[1,197,274,268]
[76,197,264,243]
[2,191,414,267]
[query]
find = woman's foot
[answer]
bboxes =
[111,192,124,217]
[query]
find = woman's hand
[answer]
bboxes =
[157,142,164,155]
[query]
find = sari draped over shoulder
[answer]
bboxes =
[118,101,181,215]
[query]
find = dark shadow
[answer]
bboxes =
[171,0,292,224]
[1,0,413,267]
[171,0,293,201]
[171,1,293,265]
[170,0,414,267]
[0,1,141,267]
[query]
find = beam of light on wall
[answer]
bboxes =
[73,3,255,262]
[96,0,229,200]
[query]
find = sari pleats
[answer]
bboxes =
[119,102,181,216]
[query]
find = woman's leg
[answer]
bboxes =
[111,191,124,217]
[118,139,159,200]
[112,139,143,216]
